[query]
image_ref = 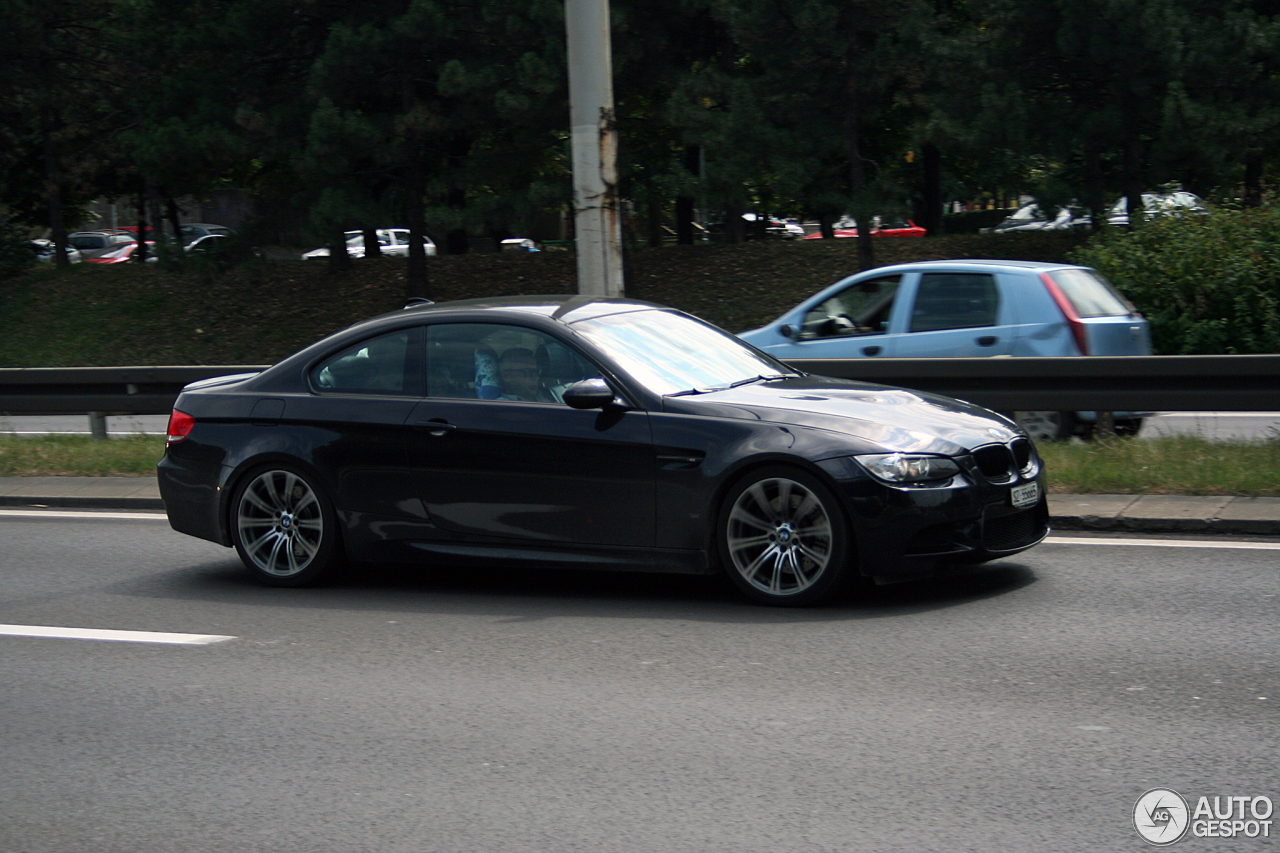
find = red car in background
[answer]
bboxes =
[85,241,155,264]
[803,217,926,239]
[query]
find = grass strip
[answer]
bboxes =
[2,433,1279,497]
[0,435,165,477]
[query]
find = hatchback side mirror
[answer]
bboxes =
[562,378,618,410]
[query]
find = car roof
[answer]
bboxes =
[395,294,663,324]
[857,259,1085,276]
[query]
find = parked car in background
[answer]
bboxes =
[31,240,82,264]
[1107,191,1205,226]
[983,192,1205,233]
[302,228,438,259]
[85,241,155,264]
[157,295,1047,606]
[68,230,134,259]
[802,216,926,239]
[738,259,1152,441]
[178,223,234,246]
[742,213,805,239]
[981,202,1088,234]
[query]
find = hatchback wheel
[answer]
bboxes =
[718,467,850,606]
[231,466,341,586]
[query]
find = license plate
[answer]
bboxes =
[1011,482,1040,508]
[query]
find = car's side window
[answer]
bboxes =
[909,273,1000,332]
[426,324,598,403]
[801,275,900,339]
[311,327,424,395]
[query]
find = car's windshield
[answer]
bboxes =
[571,309,797,395]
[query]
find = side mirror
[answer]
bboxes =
[780,324,795,339]
[562,378,618,410]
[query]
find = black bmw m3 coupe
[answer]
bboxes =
[157,295,1048,606]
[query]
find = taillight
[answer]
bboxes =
[166,409,196,444]
[1039,272,1089,355]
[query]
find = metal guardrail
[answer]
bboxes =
[1,356,1278,435]
[783,355,1280,413]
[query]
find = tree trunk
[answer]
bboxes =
[326,228,351,272]
[166,197,183,249]
[647,198,663,247]
[42,106,69,268]
[1244,153,1264,208]
[405,155,430,301]
[134,183,149,264]
[363,226,382,259]
[920,142,942,235]
[676,145,701,245]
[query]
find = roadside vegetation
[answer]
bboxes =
[3,433,1279,497]
[1071,205,1280,354]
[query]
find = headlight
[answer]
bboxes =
[856,453,961,484]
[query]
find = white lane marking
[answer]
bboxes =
[1046,535,1280,551]
[0,509,168,521]
[0,624,235,645]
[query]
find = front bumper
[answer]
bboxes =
[817,456,1049,582]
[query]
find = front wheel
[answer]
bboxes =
[230,466,342,586]
[718,467,851,606]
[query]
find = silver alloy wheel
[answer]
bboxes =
[235,469,325,577]
[725,476,835,597]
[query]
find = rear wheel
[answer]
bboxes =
[718,467,851,607]
[231,466,341,586]
[1013,410,1075,442]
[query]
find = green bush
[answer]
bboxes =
[0,219,36,279]
[1070,206,1280,354]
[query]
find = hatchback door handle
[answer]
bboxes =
[862,346,881,356]
[976,335,998,347]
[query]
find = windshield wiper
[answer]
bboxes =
[670,374,797,397]
[729,373,797,388]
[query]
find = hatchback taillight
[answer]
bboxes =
[1039,272,1089,355]
[166,409,196,444]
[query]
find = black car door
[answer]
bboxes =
[406,322,656,547]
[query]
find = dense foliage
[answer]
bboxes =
[3,0,1280,286]
[1071,207,1280,354]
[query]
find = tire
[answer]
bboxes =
[718,466,851,606]
[1013,410,1075,442]
[230,465,342,586]
[1113,418,1143,437]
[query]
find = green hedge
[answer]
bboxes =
[1070,207,1280,354]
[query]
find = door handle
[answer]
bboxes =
[862,346,881,356]
[976,336,998,347]
[415,418,456,436]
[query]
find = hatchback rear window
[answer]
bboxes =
[1046,269,1132,317]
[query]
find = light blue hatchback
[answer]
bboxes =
[738,259,1152,439]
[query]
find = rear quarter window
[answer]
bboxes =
[1047,269,1132,317]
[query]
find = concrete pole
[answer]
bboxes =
[565,0,624,297]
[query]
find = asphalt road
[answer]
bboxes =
[1,510,1276,852]
[5,411,1279,440]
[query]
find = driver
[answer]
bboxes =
[497,348,559,402]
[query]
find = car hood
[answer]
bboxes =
[662,375,1022,456]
